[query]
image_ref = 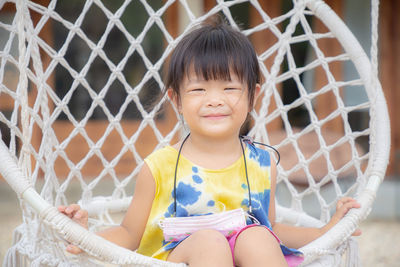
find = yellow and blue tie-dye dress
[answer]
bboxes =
[137,142,302,261]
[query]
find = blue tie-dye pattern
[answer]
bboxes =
[247,143,270,167]
[242,189,271,228]
[164,203,175,217]
[280,245,303,256]
[192,174,203,183]
[175,182,202,206]
[191,167,203,183]
[165,182,201,217]
[176,204,189,217]
[164,202,189,218]
[207,200,215,207]
[162,240,180,250]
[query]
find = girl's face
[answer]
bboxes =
[169,70,259,140]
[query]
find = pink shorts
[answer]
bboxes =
[227,224,304,267]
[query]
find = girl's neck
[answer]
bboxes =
[179,133,243,169]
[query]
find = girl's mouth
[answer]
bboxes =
[203,114,228,120]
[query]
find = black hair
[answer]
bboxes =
[165,16,261,107]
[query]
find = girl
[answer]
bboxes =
[59,18,361,267]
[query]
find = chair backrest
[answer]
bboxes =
[0,0,390,266]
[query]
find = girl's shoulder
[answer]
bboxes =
[144,145,178,179]
[246,142,272,167]
[145,145,177,164]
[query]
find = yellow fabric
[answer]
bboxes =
[137,144,271,260]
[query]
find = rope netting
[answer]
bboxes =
[0,0,390,266]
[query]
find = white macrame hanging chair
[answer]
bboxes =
[0,0,390,266]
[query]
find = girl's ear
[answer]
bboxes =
[167,88,181,112]
[254,84,261,102]
[249,84,262,111]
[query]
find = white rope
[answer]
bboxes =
[370,0,379,83]
[15,0,32,182]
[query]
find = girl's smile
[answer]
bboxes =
[202,113,229,120]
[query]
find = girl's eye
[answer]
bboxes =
[189,88,205,93]
[225,88,241,92]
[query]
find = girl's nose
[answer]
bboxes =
[205,90,225,106]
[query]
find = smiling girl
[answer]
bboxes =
[59,17,361,267]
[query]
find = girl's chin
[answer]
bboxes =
[192,129,239,139]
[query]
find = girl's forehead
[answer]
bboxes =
[184,68,242,83]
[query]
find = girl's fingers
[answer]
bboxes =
[66,244,83,254]
[58,205,74,218]
[336,197,354,208]
[334,198,363,236]
[352,228,362,236]
[336,198,361,212]
[75,209,89,227]
[58,204,88,226]
[65,204,81,215]
[75,209,86,219]
[330,198,361,224]
[326,198,363,236]
[336,203,359,219]
[59,205,88,254]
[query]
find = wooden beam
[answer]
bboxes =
[0,3,16,12]
[164,0,179,38]
[379,0,400,176]
[203,0,215,12]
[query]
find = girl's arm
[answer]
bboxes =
[59,162,156,253]
[268,160,361,249]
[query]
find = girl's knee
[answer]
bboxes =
[234,226,287,266]
[168,229,232,265]
[191,229,231,248]
[240,226,278,243]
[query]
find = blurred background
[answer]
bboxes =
[0,0,399,266]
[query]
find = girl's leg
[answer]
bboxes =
[234,226,288,267]
[167,229,233,267]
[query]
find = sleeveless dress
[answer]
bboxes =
[137,142,303,265]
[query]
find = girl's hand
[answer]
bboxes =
[58,204,88,254]
[324,197,362,236]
